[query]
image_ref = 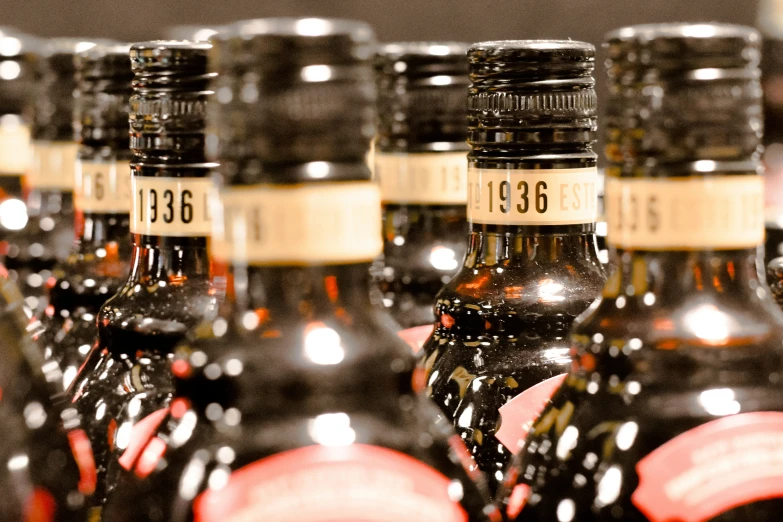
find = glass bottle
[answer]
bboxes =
[500,23,783,521]
[15,39,97,317]
[0,28,38,299]
[36,43,133,395]
[418,40,605,497]
[102,18,499,522]
[374,42,470,334]
[65,41,219,514]
[0,264,92,520]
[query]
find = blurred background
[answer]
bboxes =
[1,0,760,44]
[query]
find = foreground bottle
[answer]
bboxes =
[16,39,94,316]
[102,18,498,522]
[0,265,92,520]
[501,23,783,521]
[418,40,605,497]
[66,40,218,513]
[375,42,470,332]
[37,43,133,394]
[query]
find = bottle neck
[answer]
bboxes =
[607,247,766,304]
[226,262,374,328]
[464,224,599,268]
[126,236,210,285]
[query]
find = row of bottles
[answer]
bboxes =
[0,14,782,522]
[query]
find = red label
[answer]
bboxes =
[25,488,56,522]
[193,444,468,522]
[398,325,434,354]
[495,374,566,454]
[67,429,97,496]
[633,412,783,522]
[118,407,170,471]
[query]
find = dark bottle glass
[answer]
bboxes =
[758,0,783,266]
[66,41,219,514]
[500,23,783,521]
[36,43,134,395]
[374,42,470,332]
[14,39,95,317]
[102,18,499,522]
[0,265,92,520]
[418,41,605,498]
[0,28,39,300]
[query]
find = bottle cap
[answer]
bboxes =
[33,38,111,142]
[375,42,469,151]
[467,40,596,146]
[74,43,133,147]
[129,40,214,158]
[0,27,40,117]
[206,17,376,175]
[604,23,762,172]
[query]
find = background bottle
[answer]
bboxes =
[13,39,101,317]
[102,18,498,522]
[0,28,38,298]
[418,40,605,497]
[66,40,218,514]
[501,23,783,521]
[36,43,133,394]
[374,42,470,334]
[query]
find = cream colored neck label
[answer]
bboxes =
[467,167,599,225]
[605,175,764,250]
[212,182,382,265]
[74,160,132,213]
[131,177,213,236]
[377,152,468,204]
[29,141,79,190]
[0,120,30,175]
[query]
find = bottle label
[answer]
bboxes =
[0,118,30,175]
[605,175,764,250]
[467,167,599,225]
[74,160,132,213]
[131,176,213,236]
[632,412,783,522]
[376,152,468,204]
[398,325,434,354]
[495,374,567,454]
[28,141,79,190]
[211,182,383,265]
[193,444,468,522]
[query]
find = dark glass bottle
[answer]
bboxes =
[36,43,133,395]
[500,23,783,521]
[66,41,219,514]
[14,39,93,317]
[0,28,39,301]
[418,41,605,497]
[0,265,92,520]
[102,18,499,522]
[374,42,470,333]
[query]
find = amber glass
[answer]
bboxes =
[36,44,133,396]
[375,43,470,328]
[500,23,783,521]
[102,18,498,522]
[419,41,605,497]
[65,41,218,513]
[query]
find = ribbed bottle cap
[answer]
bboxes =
[0,27,40,116]
[207,17,376,176]
[33,39,111,141]
[74,43,133,147]
[129,41,214,158]
[468,39,596,152]
[604,23,762,171]
[375,42,469,150]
